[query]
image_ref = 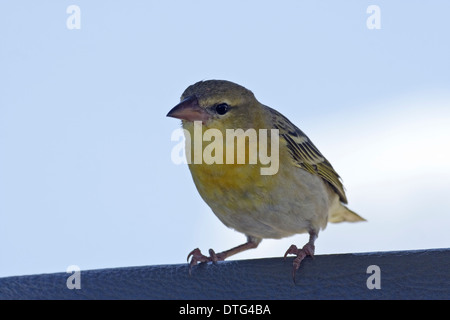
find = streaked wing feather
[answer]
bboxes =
[267,106,348,204]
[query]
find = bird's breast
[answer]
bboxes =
[189,162,269,199]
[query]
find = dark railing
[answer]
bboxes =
[0,248,448,299]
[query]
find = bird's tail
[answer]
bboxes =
[329,204,366,223]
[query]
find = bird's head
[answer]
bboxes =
[167,80,263,130]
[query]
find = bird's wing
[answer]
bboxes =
[267,106,348,204]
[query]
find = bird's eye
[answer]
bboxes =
[215,103,229,115]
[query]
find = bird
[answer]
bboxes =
[166,80,365,281]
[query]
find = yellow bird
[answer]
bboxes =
[167,80,365,280]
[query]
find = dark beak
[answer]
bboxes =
[166,96,210,123]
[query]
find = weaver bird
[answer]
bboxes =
[167,80,365,280]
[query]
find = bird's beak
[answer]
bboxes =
[166,96,210,123]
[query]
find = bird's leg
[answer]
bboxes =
[284,230,318,282]
[187,236,261,275]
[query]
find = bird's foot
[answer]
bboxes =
[186,237,261,276]
[187,248,225,275]
[283,242,315,282]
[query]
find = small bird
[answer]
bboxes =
[167,80,365,280]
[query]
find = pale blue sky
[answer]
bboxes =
[1,1,449,278]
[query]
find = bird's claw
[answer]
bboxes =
[187,248,210,275]
[284,243,315,283]
[208,249,219,263]
[283,244,299,260]
[187,248,229,275]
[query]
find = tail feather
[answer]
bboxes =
[329,204,366,223]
